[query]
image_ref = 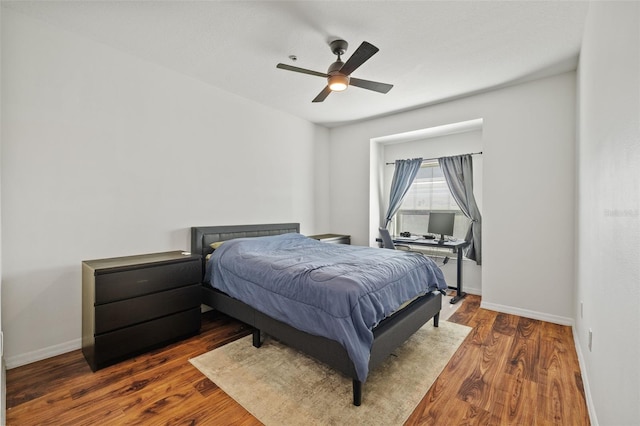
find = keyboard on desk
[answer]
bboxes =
[394,236,420,242]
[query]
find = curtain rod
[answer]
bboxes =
[385,151,483,165]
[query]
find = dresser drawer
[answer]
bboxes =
[95,259,201,304]
[92,307,201,370]
[95,284,201,334]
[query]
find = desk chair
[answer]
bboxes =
[378,227,410,250]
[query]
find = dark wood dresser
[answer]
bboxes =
[82,251,202,371]
[308,233,351,245]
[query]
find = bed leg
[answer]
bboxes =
[252,329,262,348]
[434,312,440,327]
[352,380,362,406]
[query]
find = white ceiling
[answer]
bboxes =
[3,1,590,127]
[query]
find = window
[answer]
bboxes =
[392,161,469,239]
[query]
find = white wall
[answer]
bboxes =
[381,130,483,295]
[0,3,5,423]
[329,72,576,324]
[576,2,640,424]
[0,9,330,367]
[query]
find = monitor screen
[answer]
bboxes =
[427,212,455,241]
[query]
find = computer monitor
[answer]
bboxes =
[428,212,455,242]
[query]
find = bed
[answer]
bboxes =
[191,223,444,406]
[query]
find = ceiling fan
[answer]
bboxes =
[276,39,393,103]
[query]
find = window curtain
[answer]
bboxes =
[439,154,482,265]
[384,157,423,228]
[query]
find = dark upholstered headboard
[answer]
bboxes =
[190,223,300,260]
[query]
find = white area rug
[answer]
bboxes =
[190,316,471,426]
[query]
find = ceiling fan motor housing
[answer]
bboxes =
[328,60,345,74]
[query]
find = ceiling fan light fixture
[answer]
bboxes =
[328,74,349,91]
[276,40,392,102]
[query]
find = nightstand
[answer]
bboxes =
[308,233,351,245]
[82,251,202,371]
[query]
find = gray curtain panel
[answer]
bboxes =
[438,154,482,265]
[384,157,423,227]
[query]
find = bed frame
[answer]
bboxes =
[191,223,442,406]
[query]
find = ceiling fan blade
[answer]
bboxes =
[339,41,379,76]
[349,77,394,94]
[312,86,332,103]
[276,63,328,78]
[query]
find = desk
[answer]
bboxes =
[391,237,470,304]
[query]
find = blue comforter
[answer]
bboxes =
[205,233,447,382]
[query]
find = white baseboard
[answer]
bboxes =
[5,338,81,369]
[5,304,270,369]
[461,286,481,296]
[572,325,599,426]
[480,301,574,326]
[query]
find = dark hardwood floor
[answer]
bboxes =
[6,295,590,425]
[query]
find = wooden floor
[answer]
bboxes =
[6,295,590,425]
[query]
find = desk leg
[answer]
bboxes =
[450,246,467,304]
